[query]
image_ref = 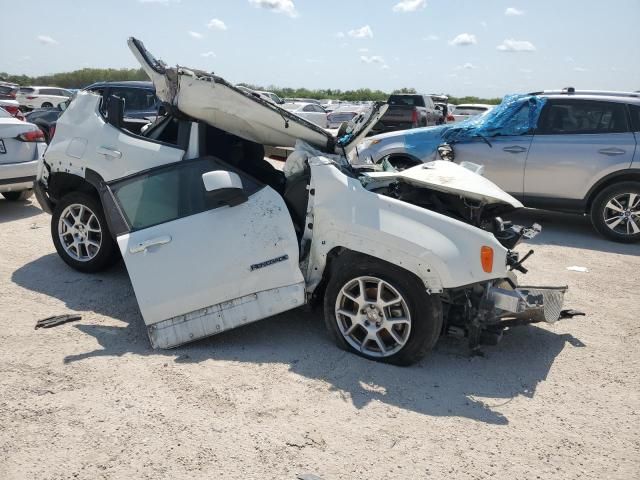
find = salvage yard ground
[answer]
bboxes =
[1,197,639,480]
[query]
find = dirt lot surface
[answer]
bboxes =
[1,197,639,480]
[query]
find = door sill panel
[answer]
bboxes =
[147,282,305,349]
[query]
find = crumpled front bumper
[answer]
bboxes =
[488,285,568,324]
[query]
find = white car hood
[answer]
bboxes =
[127,37,387,155]
[362,160,524,207]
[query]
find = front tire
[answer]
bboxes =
[41,102,53,108]
[2,190,33,201]
[591,182,640,243]
[323,253,442,366]
[51,192,118,273]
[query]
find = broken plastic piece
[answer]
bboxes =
[559,309,586,319]
[567,266,589,272]
[35,314,82,329]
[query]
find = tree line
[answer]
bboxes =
[0,68,502,105]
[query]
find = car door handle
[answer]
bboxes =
[598,148,626,156]
[129,235,172,254]
[96,146,122,159]
[502,146,527,153]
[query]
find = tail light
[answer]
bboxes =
[3,105,21,117]
[17,129,45,142]
[447,114,455,122]
[26,96,37,100]
[411,107,419,126]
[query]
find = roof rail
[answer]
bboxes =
[527,88,639,98]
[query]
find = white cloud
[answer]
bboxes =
[200,51,216,57]
[360,55,385,64]
[37,35,58,45]
[496,39,536,51]
[505,7,524,16]
[573,66,588,72]
[188,31,204,39]
[423,34,439,41]
[449,33,477,46]
[248,0,298,18]
[392,0,426,13]
[565,56,575,63]
[457,62,477,70]
[381,64,390,70]
[480,21,487,28]
[207,18,227,30]
[348,25,373,39]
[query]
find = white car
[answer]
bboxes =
[34,37,572,365]
[282,102,328,128]
[256,90,284,105]
[0,107,46,201]
[16,86,72,109]
[449,104,494,123]
[327,104,368,129]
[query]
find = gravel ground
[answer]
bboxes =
[1,197,638,480]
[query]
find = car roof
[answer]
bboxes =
[540,94,640,105]
[529,89,640,104]
[22,86,67,89]
[84,81,154,89]
[456,104,493,108]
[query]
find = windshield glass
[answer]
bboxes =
[388,95,425,107]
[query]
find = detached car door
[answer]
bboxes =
[524,99,635,206]
[101,156,305,349]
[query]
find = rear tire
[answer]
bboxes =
[323,252,442,366]
[51,192,119,273]
[41,102,53,108]
[590,181,640,243]
[2,190,33,201]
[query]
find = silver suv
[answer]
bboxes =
[356,89,640,243]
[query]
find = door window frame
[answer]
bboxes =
[100,156,266,236]
[536,99,630,135]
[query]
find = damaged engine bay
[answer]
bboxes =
[353,162,573,349]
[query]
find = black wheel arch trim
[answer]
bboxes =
[584,168,640,209]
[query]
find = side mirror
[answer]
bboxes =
[106,95,124,128]
[202,170,247,207]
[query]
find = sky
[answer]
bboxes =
[1,0,639,97]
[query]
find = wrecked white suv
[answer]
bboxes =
[34,38,572,365]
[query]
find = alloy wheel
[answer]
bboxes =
[334,276,411,358]
[58,203,103,262]
[603,192,640,236]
